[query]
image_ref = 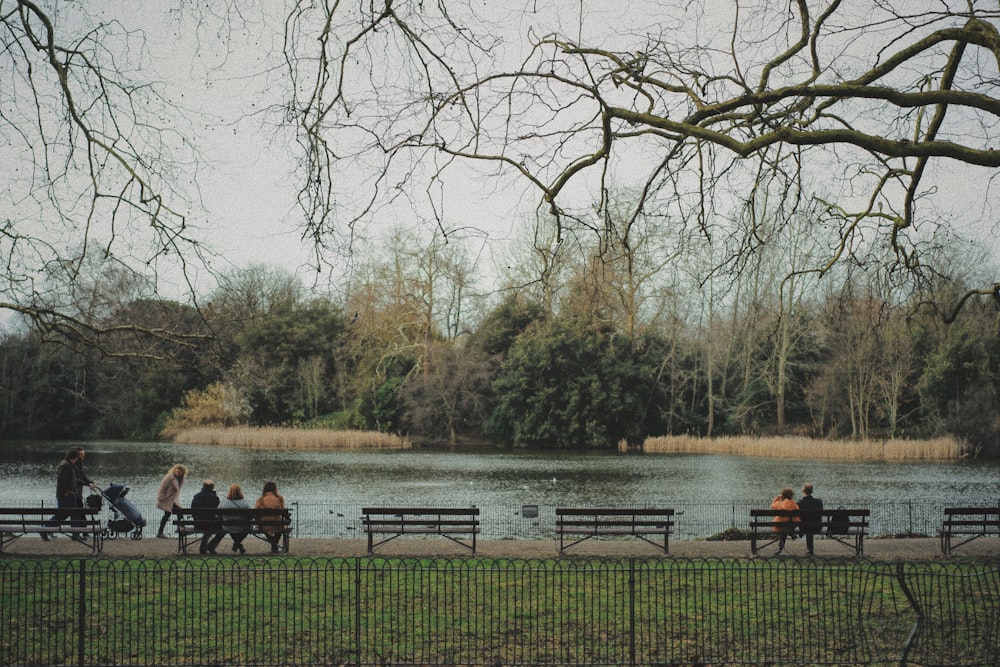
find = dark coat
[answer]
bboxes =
[56,458,79,500]
[191,485,220,510]
[798,494,824,534]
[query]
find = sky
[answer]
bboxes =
[5,1,997,320]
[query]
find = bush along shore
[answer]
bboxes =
[167,427,971,460]
[169,426,411,450]
[638,434,971,460]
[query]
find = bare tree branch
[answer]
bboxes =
[285,0,1000,319]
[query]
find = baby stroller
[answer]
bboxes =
[87,484,146,540]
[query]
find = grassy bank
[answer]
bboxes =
[640,434,969,460]
[2,556,992,666]
[169,425,411,450]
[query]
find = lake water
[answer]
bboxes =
[2,440,997,538]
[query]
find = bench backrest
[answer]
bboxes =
[750,508,869,535]
[556,508,674,518]
[363,507,480,517]
[943,507,1000,517]
[0,507,100,524]
[0,507,98,518]
[175,507,291,529]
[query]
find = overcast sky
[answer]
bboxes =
[7,1,995,316]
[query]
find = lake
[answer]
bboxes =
[2,440,997,538]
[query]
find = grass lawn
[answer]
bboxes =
[2,556,996,665]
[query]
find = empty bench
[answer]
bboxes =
[362,507,480,555]
[0,507,103,554]
[750,508,870,556]
[940,507,1000,556]
[556,508,675,555]
[173,507,293,555]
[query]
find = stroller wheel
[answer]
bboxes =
[130,528,143,541]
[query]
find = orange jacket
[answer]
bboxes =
[255,491,286,536]
[770,496,800,533]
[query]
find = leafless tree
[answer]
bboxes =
[285,0,1000,319]
[1,1,208,350]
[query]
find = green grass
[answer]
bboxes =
[2,556,996,665]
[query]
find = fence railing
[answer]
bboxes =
[2,556,998,666]
[275,499,993,540]
[30,496,1000,539]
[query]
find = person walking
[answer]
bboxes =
[255,481,287,553]
[797,482,824,556]
[44,447,96,543]
[219,483,252,554]
[155,464,188,538]
[191,479,224,554]
[770,487,800,555]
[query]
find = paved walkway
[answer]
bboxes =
[3,533,998,560]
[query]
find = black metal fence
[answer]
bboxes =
[2,556,998,666]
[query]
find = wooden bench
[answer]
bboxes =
[362,507,480,555]
[173,507,293,555]
[0,507,103,554]
[555,508,675,555]
[940,507,1000,556]
[750,508,870,556]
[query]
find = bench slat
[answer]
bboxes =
[555,508,674,555]
[173,508,292,555]
[0,508,102,554]
[749,509,869,556]
[362,508,479,555]
[940,507,1000,555]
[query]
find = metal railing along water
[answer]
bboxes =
[26,497,995,540]
[280,499,983,540]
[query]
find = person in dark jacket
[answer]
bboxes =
[44,447,96,543]
[797,482,824,556]
[191,480,223,554]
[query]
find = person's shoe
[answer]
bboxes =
[270,545,280,553]
[40,533,50,541]
[231,544,239,553]
[156,534,168,539]
[238,545,246,554]
[775,547,783,555]
[806,550,814,556]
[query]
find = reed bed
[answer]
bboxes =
[639,434,969,460]
[169,426,411,450]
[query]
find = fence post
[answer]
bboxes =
[628,558,637,667]
[77,559,86,667]
[354,558,362,665]
[895,562,921,667]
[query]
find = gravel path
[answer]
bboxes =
[5,534,998,560]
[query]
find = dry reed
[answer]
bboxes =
[638,435,969,460]
[169,426,411,450]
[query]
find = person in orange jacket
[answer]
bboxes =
[770,487,800,554]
